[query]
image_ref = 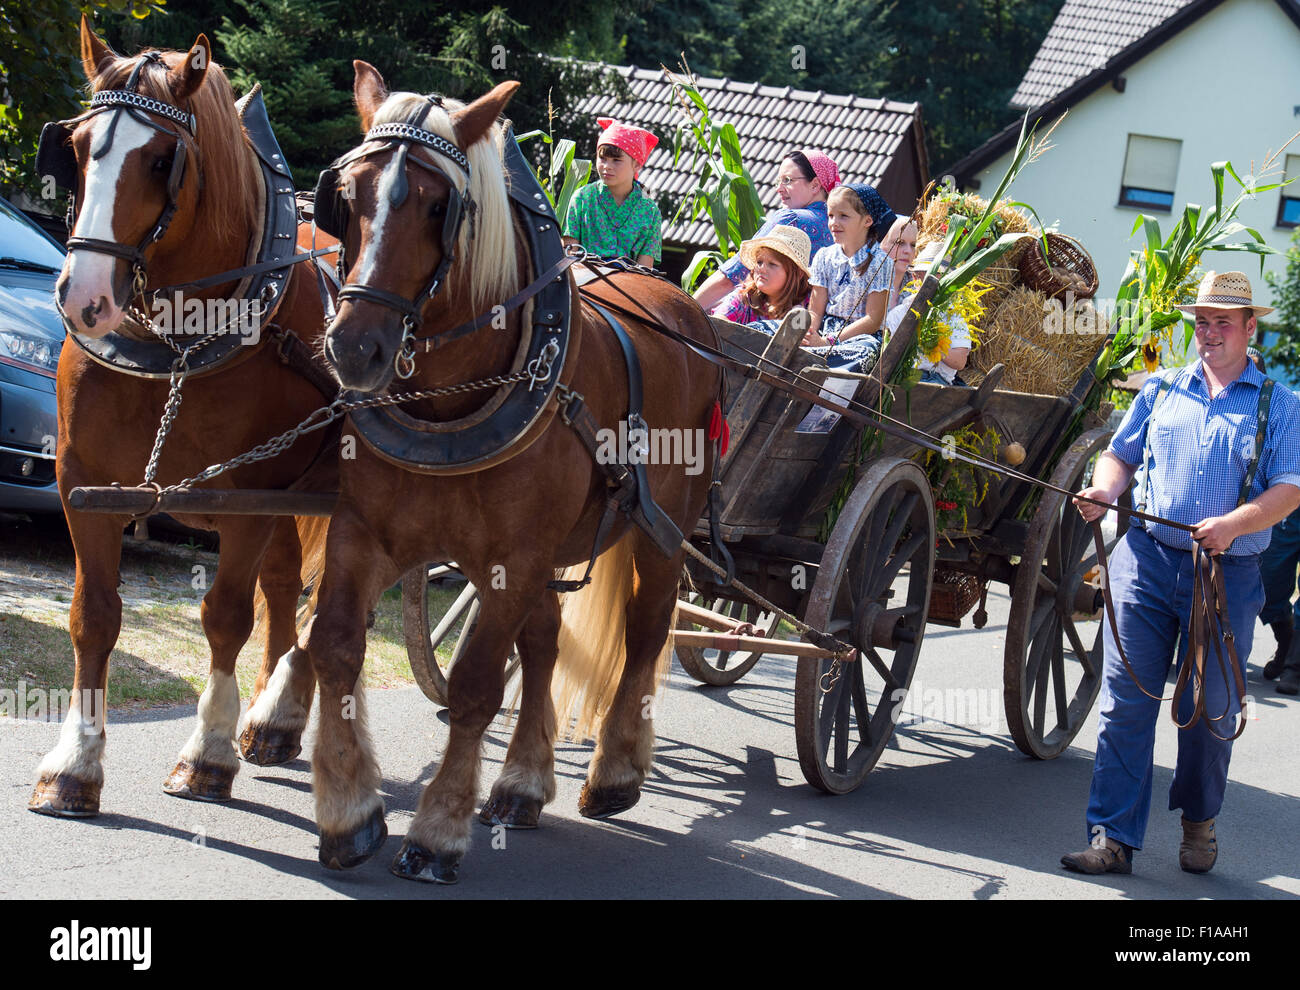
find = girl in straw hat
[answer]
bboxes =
[562,117,663,267]
[713,225,813,331]
[693,149,841,312]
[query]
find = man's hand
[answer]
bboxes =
[1073,486,1116,523]
[1192,514,1241,555]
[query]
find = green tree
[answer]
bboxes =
[0,0,164,195]
[1263,228,1300,384]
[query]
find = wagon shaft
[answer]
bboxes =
[67,486,338,517]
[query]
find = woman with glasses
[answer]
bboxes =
[694,149,840,312]
[562,117,663,268]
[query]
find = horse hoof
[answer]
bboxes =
[319,806,387,870]
[238,724,303,766]
[577,782,641,820]
[389,840,460,884]
[28,775,101,818]
[162,760,235,802]
[478,792,542,829]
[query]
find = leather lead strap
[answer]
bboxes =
[1090,523,1248,741]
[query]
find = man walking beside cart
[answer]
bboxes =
[1065,271,1300,876]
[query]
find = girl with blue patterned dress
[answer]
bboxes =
[804,183,897,373]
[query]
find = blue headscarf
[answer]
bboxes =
[844,183,897,240]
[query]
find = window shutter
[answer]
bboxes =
[1122,135,1182,192]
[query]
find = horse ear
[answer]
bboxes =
[353,61,388,133]
[451,81,520,150]
[167,35,212,101]
[80,14,119,83]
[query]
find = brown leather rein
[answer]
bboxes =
[579,261,1252,741]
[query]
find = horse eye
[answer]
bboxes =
[430,202,446,218]
[152,156,171,174]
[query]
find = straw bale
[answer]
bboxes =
[964,286,1109,396]
[917,193,1032,246]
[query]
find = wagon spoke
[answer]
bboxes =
[1051,635,1069,729]
[863,646,900,693]
[1032,616,1057,734]
[1028,597,1055,642]
[1025,610,1054,700]
[833,672,852,774]
[878,491,917,563]
[850,664,872,749]
[1062,613,1095,674]
[870,531,927,600]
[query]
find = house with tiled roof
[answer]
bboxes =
[949,0,1300,309]
[571,64,929,278]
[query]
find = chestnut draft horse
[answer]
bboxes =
[305,63,722,883]
[29,19,337,817]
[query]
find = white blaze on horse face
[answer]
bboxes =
[58,112,155,337]
[352,176,393,289]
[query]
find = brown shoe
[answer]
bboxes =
[1061,837,1132,875]
[1179,816,1217,873]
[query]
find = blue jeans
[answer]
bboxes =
[1086,527,1262,851]
[1258,506,1300,625]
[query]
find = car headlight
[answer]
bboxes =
[0,329,61,376]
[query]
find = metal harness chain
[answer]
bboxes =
[133,286,278,487]
[156,369,535,494]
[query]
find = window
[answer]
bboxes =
[1278,154,1300,228]
[1119,135,1181,211]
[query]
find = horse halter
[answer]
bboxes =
[315,96,474,378]
[36,51,199,298]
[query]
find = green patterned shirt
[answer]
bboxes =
[563,181,663,263]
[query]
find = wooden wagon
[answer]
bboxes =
[399,278,1129,795]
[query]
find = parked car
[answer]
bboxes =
[0,196,64,520]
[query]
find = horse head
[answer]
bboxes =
[51,16,256,338]
[322,63,520,393]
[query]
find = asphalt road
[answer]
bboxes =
[2,582,1298,900]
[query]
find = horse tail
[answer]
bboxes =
[250,513,331,640]
[550,533,638,742]
[294,514,331,623]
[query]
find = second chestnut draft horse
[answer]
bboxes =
[29,19,338,818]
[306,63,723,884]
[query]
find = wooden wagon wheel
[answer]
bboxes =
[794,456,935,794]
[1004,427,1130,758]
[402,564,521,707]
[675,594,778,685]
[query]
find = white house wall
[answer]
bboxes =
[964,0,1300,309]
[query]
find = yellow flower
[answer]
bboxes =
[1141,340,1161,373]
[924,321,952,364]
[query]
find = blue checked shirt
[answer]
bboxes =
[1109,361,1300,555]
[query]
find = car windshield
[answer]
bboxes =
[0,199,65,271]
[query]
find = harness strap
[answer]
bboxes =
[154,245,340,296]
[417,253,580,351]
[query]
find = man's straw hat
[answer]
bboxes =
[1174,270,1273,317]
[739,225,813,276]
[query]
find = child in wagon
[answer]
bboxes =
[562,117,663,268]
[886,242,972,386]
[711,225,813,333]
[804,182,897,373]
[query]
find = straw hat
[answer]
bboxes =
[1174,270,1273,317]
[909,241,944,272]
[739,225,813,275]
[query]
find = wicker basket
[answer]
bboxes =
[1018,233,1099,300]
[927,567,983,625]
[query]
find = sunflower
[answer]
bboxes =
[1141,339,1162,373]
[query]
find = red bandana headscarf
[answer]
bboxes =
[597,117,659,176]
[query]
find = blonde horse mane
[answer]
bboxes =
[370,92,520,313]
[89,48,261,248]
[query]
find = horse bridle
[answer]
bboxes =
[36,51,199,300]
[315,97,475,377]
